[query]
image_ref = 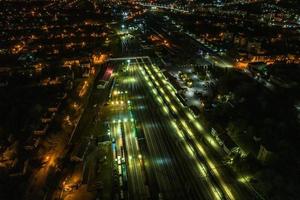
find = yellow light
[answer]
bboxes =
[187,113,194,120]
[45,156,50,162]
[163,106,169,114]
[171,120,178,129]
[206,136,219,149]
[238,176,251,183]
[211,186,222,200]
[171,105,177,113]
[194,121,204,131]
[152,89,158,95]
[156,96,163,104]
[186,144,194,157]
[180,120,193,138]
[165,95,170,102]
[159,88,164,94]
[197,163,207,177]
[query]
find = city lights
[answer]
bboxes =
[2,1,298,199]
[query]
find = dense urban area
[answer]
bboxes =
[0,0,299,200]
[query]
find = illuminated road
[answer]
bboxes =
[134,59,220,199]
[107,66,148,199]
[103,57,255,200]
[137,57,254,200]
[112,59,220,199]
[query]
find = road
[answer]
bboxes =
[106,62,148,199]
[137,57,255,200]
[135,58,223,199]
[107,58,227,200]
